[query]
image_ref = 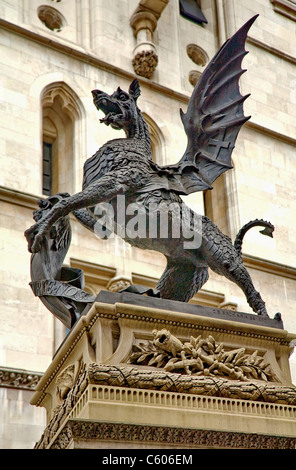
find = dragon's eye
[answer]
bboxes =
[120,94,128,101]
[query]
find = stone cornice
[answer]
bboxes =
[51,419,296,449]
[0,18,188,104]
[243,254,296,281]
[31,363,296,449]
[0,185,41,210]
[34,363,296,448]
[0,366,42,390]
[2,18,296,109]
[245,120,296,147]
[270,0,296,21]
[1,19,296,146]
[31,298,295,407]
[70,258,116,287]
[247,35,296,66]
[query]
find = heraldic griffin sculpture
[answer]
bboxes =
[25,15,275,329]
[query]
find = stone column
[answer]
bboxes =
[130,0,169,79]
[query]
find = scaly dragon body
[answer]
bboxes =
[25,15,275,320]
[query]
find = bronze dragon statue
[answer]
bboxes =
[25,16,275,328]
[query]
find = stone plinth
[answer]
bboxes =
[31,292,296,449]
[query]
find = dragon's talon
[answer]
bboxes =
[31,234,45,253]
[24,222,48,253]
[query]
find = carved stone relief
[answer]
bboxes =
[49,420,296,449]
[128,329,279,382]
[0,367,42,390]
[107,276,132,293]
[56,363,78,402]
[187,44,208,66]
[87,364,296,404]
[132,50,159,79]
[37,5,66,32]
[130,1,168,78]
[34,361,296,449]
[188,70,202,86]
[186,44,208,86]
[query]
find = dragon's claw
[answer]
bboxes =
[31,233,45,253]
[24,223,46,253]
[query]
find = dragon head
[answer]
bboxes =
[92,79,141,136]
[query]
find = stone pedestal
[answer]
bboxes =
[31,292,296,449]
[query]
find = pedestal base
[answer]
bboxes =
[31,292,296,449]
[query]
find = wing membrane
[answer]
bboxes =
[162,15,258,194]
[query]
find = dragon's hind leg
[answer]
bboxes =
[157,257,209,302]
[203,216,269,317]
[222,263,268,317]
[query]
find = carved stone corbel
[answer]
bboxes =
[106,276,132,293]
[130,0,169,78]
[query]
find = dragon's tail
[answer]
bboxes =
[234,219,274,255]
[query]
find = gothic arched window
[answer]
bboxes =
[142,112,165,164]
[41,82,83,196]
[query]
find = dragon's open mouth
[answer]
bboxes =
[100,111,123,127]
[92,90,123,128]
[92,90,121,115]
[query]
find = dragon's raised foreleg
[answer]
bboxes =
[25,172,132,253]
[72,208,97,233]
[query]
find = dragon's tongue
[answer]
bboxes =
[100,112,113,125]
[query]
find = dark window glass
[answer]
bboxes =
[42,141,52,196]
[179,0,208,25]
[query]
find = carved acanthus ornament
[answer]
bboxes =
[130,0,169,78]
[132,50,158,80]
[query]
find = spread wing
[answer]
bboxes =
[159,15,258,195]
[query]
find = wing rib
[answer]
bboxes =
[159,15,258,195]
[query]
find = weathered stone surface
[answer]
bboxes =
[34,362,296,449]
[31,298,296,449]
[94,290,284,329]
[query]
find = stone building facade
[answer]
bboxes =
[0,0,296,448]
